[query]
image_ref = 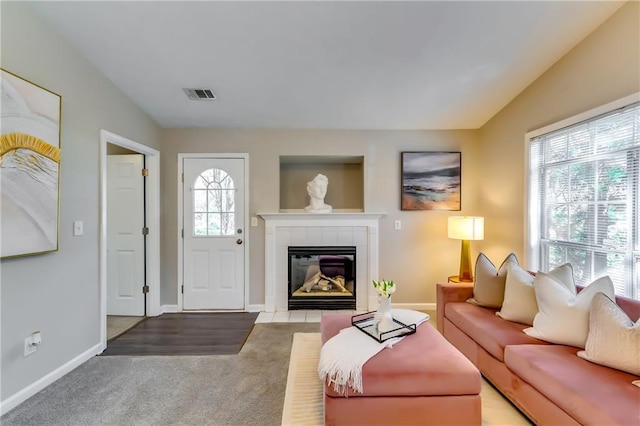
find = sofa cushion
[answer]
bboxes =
[496,262,537,325]
[524,273,615,348]
[544,262,577,294]
[467,252,517,308]
[577,293,640,376]
[445,302,548,362]
[505,344,640,426]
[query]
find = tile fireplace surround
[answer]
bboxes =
[258,212,386,312]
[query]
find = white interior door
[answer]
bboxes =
[107,154,145,316]
[183,157,245,310]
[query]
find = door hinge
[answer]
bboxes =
[181,285,184,294]
[181,229,184,238]
[142,285,150,294]
[142,168,149,177]
[142,227,150,235]
[181,173,184,183]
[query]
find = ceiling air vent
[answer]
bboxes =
[183,88,217,101]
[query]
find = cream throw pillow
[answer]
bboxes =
[524,273,615,348]
[466,253,518,309]
[496,263,537,325]
[544,263,577,295]
[577,293,640,376]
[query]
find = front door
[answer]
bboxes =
[183,157,245,310]
[107,154,146,316]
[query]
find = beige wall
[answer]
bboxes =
[280,161,364,210]
[477,1,640,266]
[161,129,481,306]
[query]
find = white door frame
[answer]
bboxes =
[99,130,161,351]
[177,153,250,311]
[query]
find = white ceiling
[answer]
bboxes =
[30,1,624,130]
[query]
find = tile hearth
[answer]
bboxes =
[255,310,363,323]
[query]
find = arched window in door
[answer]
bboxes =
[193,168,235,236]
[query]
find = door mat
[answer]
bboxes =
[101,312,259,356]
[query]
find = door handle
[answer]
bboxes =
[236,239,243,245]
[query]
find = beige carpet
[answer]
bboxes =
[282,333,532,426]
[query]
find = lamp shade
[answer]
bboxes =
[448,216,484,241]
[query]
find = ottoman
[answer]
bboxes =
[321,314,481,426]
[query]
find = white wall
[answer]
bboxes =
[0,3,161,405]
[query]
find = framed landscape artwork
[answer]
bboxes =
[1,69,62,258]
[401,151,461,211]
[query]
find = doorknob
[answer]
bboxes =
[236,239,243,245]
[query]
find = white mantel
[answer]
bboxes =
[258,212,386,312]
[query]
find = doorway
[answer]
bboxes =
[100,130,161,351]
[178,154,250,311]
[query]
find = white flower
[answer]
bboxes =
[372,280,396,298]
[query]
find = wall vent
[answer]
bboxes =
[183,88,217,101]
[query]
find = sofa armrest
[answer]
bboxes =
[436,282,474,334]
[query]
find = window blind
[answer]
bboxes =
[529,102,640,299]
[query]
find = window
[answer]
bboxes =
[527,100,639,300]
[192,168,235,236]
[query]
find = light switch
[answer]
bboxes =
[73,221,83,236]
[251,217,258,227]
[394,220,401,230]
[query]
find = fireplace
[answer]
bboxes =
[288,246,356,310]
[259,212,385,312]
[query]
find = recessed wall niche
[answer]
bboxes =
[279,156,364,211]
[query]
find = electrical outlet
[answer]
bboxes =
[24,336,37,357]
[394,220,402,230]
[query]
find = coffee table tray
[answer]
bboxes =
[351,311,416,343]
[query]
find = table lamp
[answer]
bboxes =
[448,216,484,282]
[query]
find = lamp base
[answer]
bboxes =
[458,239,473,282]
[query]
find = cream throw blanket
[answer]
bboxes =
[318,309,429,395]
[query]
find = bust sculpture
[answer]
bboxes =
[304,174,332,213]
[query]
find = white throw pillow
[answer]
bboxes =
[496,263,537,325]
[466,253,518,309]
[577,293,640,376]
[544,263,577,295]
[524,273,615,348]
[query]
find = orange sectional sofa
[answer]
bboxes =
[437,282,640,426]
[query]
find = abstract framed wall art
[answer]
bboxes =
[401,151,461,211]
[1,69,62,258]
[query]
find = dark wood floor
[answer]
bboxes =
[101,312,259,356]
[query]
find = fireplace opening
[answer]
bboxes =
[288,246,356,310]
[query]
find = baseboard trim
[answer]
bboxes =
[248,304,265,312]
[161,304,179,313]
[0,343,102,416]
[391,302,436,311]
